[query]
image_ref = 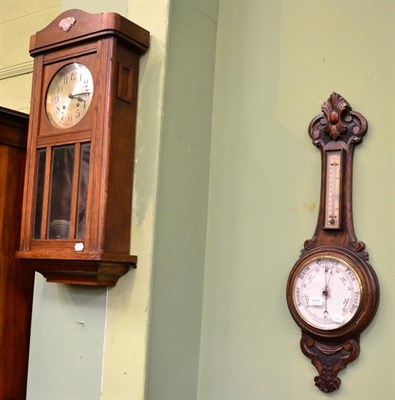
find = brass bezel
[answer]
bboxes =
[286,247,378,340]
[291,254,363,332]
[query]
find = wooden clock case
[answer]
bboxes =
[16,9,149,286]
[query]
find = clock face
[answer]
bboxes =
[45,63,94,129]
[290,255,362,331]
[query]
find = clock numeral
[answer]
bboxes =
[47,63,93,128]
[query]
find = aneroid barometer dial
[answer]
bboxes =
[291,255,361,331]
[286,93,379,393]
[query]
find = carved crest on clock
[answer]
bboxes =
[59,17,76,32]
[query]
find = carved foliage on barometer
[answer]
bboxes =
[322,92,350,140]
[309,92,367,146]
[300,334,360,393]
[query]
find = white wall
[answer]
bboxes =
[0,1,61,113]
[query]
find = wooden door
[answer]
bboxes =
[0,107,34,399]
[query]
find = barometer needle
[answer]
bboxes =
[323,260,329,317]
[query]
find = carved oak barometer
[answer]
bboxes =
[286,93,379,392]
[16,10,149,286]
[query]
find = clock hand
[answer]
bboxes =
[68,92,92,110]
[68,92,91,102]
[68,94,86,102]
[70,91,91,96]
[67,93,85,101]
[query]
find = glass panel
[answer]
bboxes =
[76,142,91,239]
[47,145,75,239]
[33,149,46,239]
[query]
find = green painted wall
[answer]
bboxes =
[198,1,394,399]
[27,283,106,399]
[146,0,218,398]
[101,0,171,397]
[2,0,394,399]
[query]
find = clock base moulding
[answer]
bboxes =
[17,254,137,286]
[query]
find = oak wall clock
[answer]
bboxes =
[286,93,379,392]
[16,9,149,286]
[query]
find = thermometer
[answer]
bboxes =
[324,150,343,229]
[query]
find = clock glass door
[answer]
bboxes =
[48,145,74,239]
[76,142,90,239]
[32,142,91,241]
[33,148,46,239]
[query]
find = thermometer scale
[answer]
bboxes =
[324,150,343,229]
